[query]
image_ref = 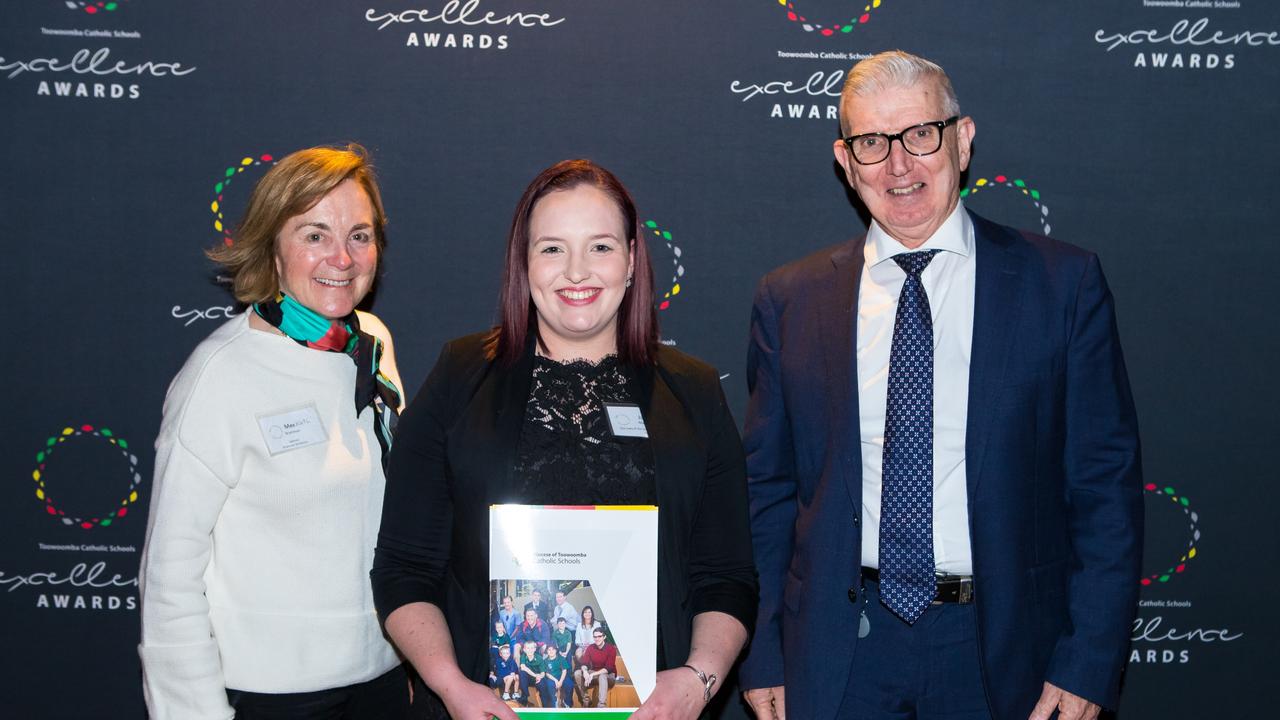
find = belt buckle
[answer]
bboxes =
[957,577,974,604]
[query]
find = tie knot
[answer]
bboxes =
[892,250,940,277]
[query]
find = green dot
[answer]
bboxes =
[101,428,113,437]
[36,451,45,463]
[1179,497,1189,506]
[100,518,112,527]
[1163,487,1175,494]
[117,439,129,449]
[662,231,672,240]
[1158,574,1171,582]
[215,181,224,194]
[1013,179,1026,188]
[841,25,853,33]
[46,438,57,448]
[959,189,970,198]
[225,167,236,179]
[106,2,118,9]
[1029,190,1040,200]
[645,220,657,228]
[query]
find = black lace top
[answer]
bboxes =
[513,354,657,505]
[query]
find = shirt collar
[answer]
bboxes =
[865,201,972,268]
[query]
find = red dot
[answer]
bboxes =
[1140,578,1151,586]
[85,6,98,13]
[659,301,670,310]
[821,28,834,36]
[1144,483,1156,491]
[995,175,1007,183]
[859,14,870,23]
[1176,564,1185,573]
[81,424,94,432]
[787,11,797,21]
[46,506,57,515]
[81,522,93,529]
[224,237,234,247]
[118,507,129,518]
[261,154,274,162]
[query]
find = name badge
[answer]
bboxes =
[604,403,648,438]
[257,404,328,455]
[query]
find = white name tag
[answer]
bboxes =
[256,404,328,455]
[604,403,648,438]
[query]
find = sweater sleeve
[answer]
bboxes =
[137,430,235,720]
[371,341,460,617]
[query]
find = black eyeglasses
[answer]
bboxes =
[841,116,959,165]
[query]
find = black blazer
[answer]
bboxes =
[372,332,758,682]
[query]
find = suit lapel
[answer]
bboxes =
[819,237,865,511]
[965,211,1025,503]
[487,342,535,502]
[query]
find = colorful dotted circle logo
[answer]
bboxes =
[777,0,887,36]
[1141,483,1199,586]
[65,1,127,14]
[211,153,277,246]
[959,175,1052,235]
[644,219,684,311]
[31,424,143,529]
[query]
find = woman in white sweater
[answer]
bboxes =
[138,145,409,719]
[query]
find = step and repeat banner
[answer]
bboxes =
[2,1,1276,717]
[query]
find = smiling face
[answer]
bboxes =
[593,630,606,648]
[274,179,378,318]
[525,609,539,626]
[503,596,514,611]
[834,81,975,249]
[555,592,566,606]
[527,184,634,362]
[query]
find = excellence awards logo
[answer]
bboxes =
[1093,2,1278,71]
[643,219,685,313]
[775,0,890,37]
[172,152,277,327]
[364,0,567,51]
[1140,482,1200,588]
[30,424,143,530]
[63,0,129,13]
[960,174,1052,236]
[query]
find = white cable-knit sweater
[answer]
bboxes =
[138,312,402,720]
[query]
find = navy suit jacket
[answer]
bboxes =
[738,210,1143,720]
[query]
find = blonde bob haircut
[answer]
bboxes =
[207,143,388,304]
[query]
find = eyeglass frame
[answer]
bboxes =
[840,116,961,166]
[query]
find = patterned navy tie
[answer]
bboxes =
[879,250,940,624]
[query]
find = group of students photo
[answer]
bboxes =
[488,581,630,709]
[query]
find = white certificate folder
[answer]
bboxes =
[489,504,658,716]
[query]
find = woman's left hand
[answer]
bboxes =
[629,667,707,720]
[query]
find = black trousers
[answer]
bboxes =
[227,665,412,720]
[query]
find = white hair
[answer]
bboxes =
[840,50,961,133]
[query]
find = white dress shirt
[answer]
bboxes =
[858,203,975,575]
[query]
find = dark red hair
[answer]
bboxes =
[486,159,659,367]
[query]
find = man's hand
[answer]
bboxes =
[1028,681,1101,720]
[744,685,786,719]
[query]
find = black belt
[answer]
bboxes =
[860,567,975,604]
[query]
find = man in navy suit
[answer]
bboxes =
[739,51,1142,720]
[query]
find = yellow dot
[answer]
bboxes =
[671,284,681,296]
[975,178,988,186]
[777,0,786,5]
[873,0,881,7]
[1188,548,1197,558]
[241,157,254,166]
[32,470,41,481]
[62,427,74,435]
[211,200,220,213]
[215,220,224,232]
[36,489,45,500]
[129,490,138,503]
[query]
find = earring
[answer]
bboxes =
[625,276,633,288]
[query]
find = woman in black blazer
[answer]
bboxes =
[372,160,757,720]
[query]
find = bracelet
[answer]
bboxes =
[682,664,717,704]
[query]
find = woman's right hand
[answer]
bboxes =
[437,676,519,720]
